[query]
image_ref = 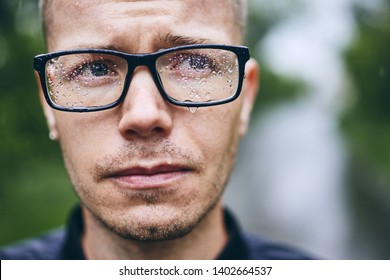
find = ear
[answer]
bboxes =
[35,72,59,141]
[239,58,259,137]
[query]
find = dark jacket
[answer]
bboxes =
[0,206,313,260]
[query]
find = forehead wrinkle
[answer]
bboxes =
[96,2,176,17]
[47,0,239,51]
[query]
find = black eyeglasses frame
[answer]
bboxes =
[34,44,250,112]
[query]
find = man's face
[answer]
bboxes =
[41,0,257,241]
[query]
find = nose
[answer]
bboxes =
[118,67,174,139]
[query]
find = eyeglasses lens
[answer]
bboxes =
[156,48,239,103]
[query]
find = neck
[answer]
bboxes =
[81,203,228,260]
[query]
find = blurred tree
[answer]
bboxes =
[246,0,307,112]
[0,0,76,246]
[342,0,390,258]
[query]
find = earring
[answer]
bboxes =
[49,131,57,141]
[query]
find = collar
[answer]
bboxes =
[60,205,250,260]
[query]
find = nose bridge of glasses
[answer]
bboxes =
[121,52,168,103]
[121,53,165,103]
[123,52,157,73]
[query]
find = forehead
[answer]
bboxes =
[46,0,238,51]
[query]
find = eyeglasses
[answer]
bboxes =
[34,44,250,112]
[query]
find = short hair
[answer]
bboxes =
[39,0,247,47]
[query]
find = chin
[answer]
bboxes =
[92,199,219,242]
[100,211,200,242]
[114,222,195,242]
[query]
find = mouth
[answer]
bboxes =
[107,164,193,190]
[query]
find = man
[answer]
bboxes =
[0,0,311,259]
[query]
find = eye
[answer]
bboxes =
[175,53,214,71]
[185,55,211,70]
[88,62,110,76]
[65,59,121,88]
[75,61,111,78]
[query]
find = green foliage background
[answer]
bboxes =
[341,0,390,258]
[0,0,76,245]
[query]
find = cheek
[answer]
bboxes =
[55,112,116,181]
[187,104,242,171]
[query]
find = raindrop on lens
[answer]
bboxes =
[188,107,198,113]
[189,89,196,99]
[199,78,206,85]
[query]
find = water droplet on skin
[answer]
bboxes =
[188,107,198,113]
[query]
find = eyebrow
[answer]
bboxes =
[71,34,212,53]
[159,33,210,48]
[72,44,127,52]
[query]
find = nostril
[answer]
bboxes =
[153,127,164,134]
[123,126,166,138]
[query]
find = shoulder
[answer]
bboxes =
[242,232,315,260]
[0,229,66,260]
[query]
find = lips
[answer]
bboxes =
[108,164,192,189]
